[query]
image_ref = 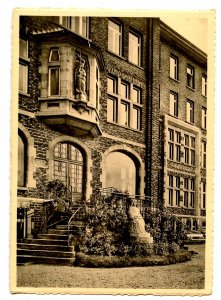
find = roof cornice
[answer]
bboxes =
[160,20,207,66]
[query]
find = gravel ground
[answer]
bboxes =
[17,244,205,290]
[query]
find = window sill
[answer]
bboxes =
[186,86,195,92]
[19,91,30,97]
[167,159,196,168]
[186,120,195,126]
[107,121,143,133]
[168,114,179,119]
[108,50,126,61]
[127,60,144,70]
[17,186,28,191]
[19,56,30,63]
[169,77,180,83]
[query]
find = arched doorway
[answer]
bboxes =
[105,151,137,195]
[53,142,85,201]
[18,131,27,187]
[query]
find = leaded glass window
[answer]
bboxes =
[53,143,84,196]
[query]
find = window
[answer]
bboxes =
[202,141,206,168]
[107,75,118,123]
[175,131,181,162]
[132,107,141,130]
[169,92,178,117]
[168,175,173,206]
[19,63,28,93]
[53,143,84,198]
[184,134,195,166]
[49,48,60,62]
[95,65,100,110]
[19,38,28,58]
[19,38,29,93]
[170,55,178,80]
[129,31,141,66]
[18,133,27,187]
[184,178,189,207]
[186,100,194,123]
[168,129,174,160]
[108,20,122,56]
[202,182,206,209]
[107,75,118,94]
[168,129,181,162]
[133,86,142,104]
[175,176,180,206]
[49,68,60,96]
[190,179,195,208]
[187,65,195,89]
[168,175,180,207]
[121,81,130,99]
[202,107,207,129]
[59,16,89,38]
[120,101,130,126]
[202,75,207,96]
[132,86,142,130]
[107,97,117,122]
[107,75,142,130]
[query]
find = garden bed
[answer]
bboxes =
[75,250,192,268]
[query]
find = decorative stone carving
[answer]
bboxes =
[128,199,153,244]
[75,54,87,101]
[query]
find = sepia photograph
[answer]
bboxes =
[10,9,215,296]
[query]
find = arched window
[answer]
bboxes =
[105,151,136,195]
[53,142,85,200]
[18,132,27,187]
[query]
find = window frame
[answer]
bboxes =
[49,48,60,62]
[53,142,85,195]
[107,75,142,131]
[202,75,207,97]
[202,141,206,169]
[186,99,194,124]
[48,67,61,96]
[170,55,178,80]
[19,38,29,94]
[59,16,89,38]
[202,107,207,129]
[128,30,142,66]
[187,65,195,89]
[202,182,206,209]
[169,91,178,117]
[108,19,122,56]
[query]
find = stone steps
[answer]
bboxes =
[37,234,68,240]
[17,255,75,265]
[17,223,76,265]
[17,242,73,252]
[17,248,75,258]
[23,238,68,246]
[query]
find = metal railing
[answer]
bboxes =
[99,187,159,218]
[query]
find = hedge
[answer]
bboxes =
[74,250,192,268]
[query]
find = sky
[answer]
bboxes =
[161,16,208,53]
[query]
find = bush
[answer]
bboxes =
[75,250,192,268]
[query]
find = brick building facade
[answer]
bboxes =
[17,16,207,238]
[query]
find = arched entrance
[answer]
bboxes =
[53,142,85,201]
[105,151,138,195]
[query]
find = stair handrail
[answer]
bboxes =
[67,206,84,246]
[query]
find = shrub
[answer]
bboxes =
[75,250,192,268]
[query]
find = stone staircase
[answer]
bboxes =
[17,224,76,265]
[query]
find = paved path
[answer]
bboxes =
[17,244,205,290]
